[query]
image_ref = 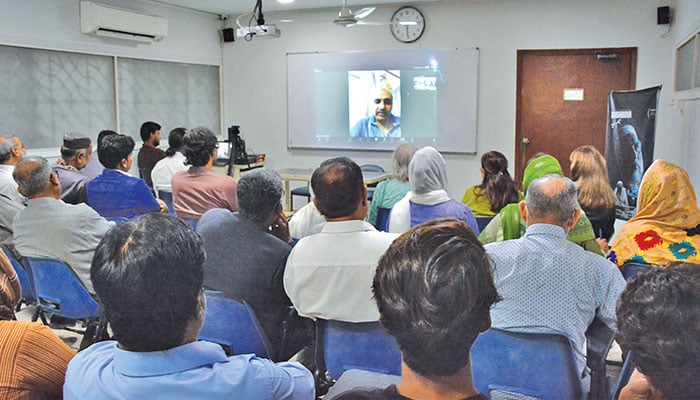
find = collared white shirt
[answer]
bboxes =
[151,152,187,194]
[0,164,25,204]
[284,220,398,322]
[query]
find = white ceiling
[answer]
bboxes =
[150,0,447,16]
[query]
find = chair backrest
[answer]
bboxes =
[360,164,385,173]
[621,262,653,281]
[610,351,636,400]
[198,291,272,358]
[23,256,99,320]
[375,207,391,232]
[157,190,176,215]
[317,319,402,381]
[475,216,494,233]
[471,327,584,400]
[2,245,34,304]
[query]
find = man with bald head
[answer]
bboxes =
[12,156,114,293]
[484,175,625,386]
[0,135,27,204]
[350,88,401,138]
[284,157,398,323]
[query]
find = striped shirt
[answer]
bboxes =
[0,321,75,399]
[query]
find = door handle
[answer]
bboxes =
[520,137,530,172]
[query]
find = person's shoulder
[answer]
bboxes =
[68,340,116,370]
[198,208,235,228]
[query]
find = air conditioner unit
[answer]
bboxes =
[80,1,168,44]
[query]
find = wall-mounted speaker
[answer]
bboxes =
[222,28,235,42]
[657,6,671,25]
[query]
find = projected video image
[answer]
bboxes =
[288,49,479,153]
[348,70,402,138]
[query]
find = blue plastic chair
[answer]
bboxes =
[316,319,402,382]
[23,256,105,349]
[475,216,494,233]
[2,245,35,307]
[361,165,385,202]
[621,262,653,281]
[198,290,272,358]
[290,185,311,211]
[471,327,584,400]
[360,164,385,173]
[610,352,636,400]
[157,190,176,215]
[374,207,391,232]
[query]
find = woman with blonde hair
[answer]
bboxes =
[462,150,521,216]
[366,144,417,226]
[570,145,616,240]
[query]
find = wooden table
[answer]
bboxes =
[277,168,390,211]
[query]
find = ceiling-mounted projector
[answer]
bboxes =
[236,24,281,39]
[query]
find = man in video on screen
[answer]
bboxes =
[349,88,401,138]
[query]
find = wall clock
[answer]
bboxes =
[390,6,425,43]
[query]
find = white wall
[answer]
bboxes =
[673,0,700,197]
[0,0,222,172]
[223,0,685,199]
[0,0,221,64]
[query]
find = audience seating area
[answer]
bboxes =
[198,290,273,359]
[20,256,106,350]
[471,327,585,399]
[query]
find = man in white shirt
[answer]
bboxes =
[0,135,26,204]
[284,157,398,322]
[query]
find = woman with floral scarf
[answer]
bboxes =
[608,160,700,266]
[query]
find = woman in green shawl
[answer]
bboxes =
[478,154,603,255]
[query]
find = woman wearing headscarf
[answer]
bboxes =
[366,144,417,227]
[478,154,602,254]
[0,251,75,399]
[388,147,478,234]
[608,160,700,267]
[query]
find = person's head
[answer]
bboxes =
[98,134,135,171]
[520,175,580,231]
[391,144,417,182]
[59,133,92,170]
[97,130,118,147]
[165,127,186,157]
[374,217,501,377]
[521,154,563,195]
[237,169,284,225]
[569,145,615,214]
[409,146,448,195]
[374,88,394,125]
[91,213,205,352]
[616,262,700,398]
[0,135,26,165]
[183,127,218,168]
[569,145,607,182]
[479,150,520,213]
[311,157,366,220]
[0,251,21,321]
[13,156,60,199]
[139,121,162,146]
[634,160,699,229]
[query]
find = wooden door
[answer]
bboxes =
[515,48,637,184]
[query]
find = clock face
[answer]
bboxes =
[390,6,425,43]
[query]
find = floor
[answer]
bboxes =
[16,304,83,351]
